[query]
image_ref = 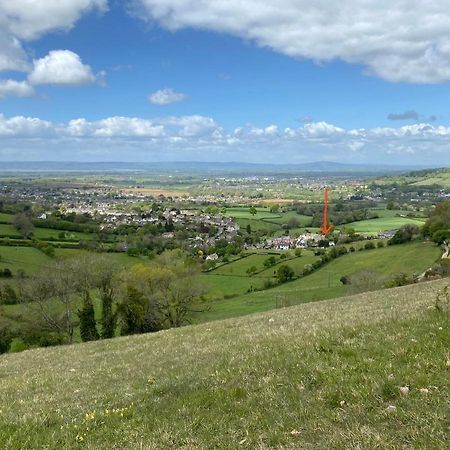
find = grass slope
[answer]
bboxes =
[0,280,448,449]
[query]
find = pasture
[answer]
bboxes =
[197,241,441,322]
[343,217,426,233]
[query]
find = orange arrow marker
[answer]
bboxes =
[320,187,333,235]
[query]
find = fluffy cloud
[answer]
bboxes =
[133,0,450,84]
[28,50,98,86]
[148,88,187,105]
[1,113,450,163]
[0,79,34,99]
[0,1,105,91]
[0,0,107,40]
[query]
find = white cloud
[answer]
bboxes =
[0,0,107,40]
[148,88,187,105]
[0,113,54,137]
[28,50,98,86]
[0,79,34,99]
[0,29,29,71]
[133,0,450,83]
[1,114,450,163]
[0,1,106,93]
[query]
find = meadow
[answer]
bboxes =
[343,217,426,233]
[0,246,143,276]
[0,279,448,449]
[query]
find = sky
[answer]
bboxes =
[0,0,450,165]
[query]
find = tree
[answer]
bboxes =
[386,201,395,210]
[246,265,258,276]
[277,264,294,283]
[246,224,252,234]
[249,206,257,217]
[118,250,204,333]
[389,224,420,245]
[264,256,277,268]
[270,204,280,213]
[423,200,450,237]
[287,217,300,229]
[13,213,34,238]
[78,292,99,342]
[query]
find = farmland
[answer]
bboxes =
[343,217,426,233]
[197,241,442,322]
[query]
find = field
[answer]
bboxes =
[198,242,441,322]
[0,279,448,449]
[343,217,426,233]
[203,251,320,297]
[0,246,145,276]
[224,207,281,220]
[0,222,94,241]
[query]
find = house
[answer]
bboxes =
[205,253,219,261]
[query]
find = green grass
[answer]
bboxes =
[200,273,269,297]
[0,213,13,223]
[0,246,146,276]
[198,242,441,322]
[0,223,94,241]
[0,246,53,274]
[236,217,281,233]
[343,217,426,233]
[0,279,448,449]
[224,207,281,220]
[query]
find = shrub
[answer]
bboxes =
[364,241,376,250]
[9,338,28,353]
[277,264,295,283]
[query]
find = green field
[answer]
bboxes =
[0,213,13,223]
[197,242,441,322]
[0,246,53,274]
[224,207,280,220]
[236,217,281,233]
[0,246,145,276]
[0,279,448,449]
[203,251,321,297]
[344,217,426,233]
[0,223,95,241]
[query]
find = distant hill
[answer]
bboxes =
[0,279,448,449]
[374,167,450,188]
[0,160,432,175]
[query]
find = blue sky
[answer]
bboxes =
[0,1,450,164]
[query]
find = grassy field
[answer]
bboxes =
[224,207,280,220]
[0,213,13,223]
[0,246,145,276]
[203,251,320,297]
[343,217,426,233]
[197,242,441,322]
[0,223,94,241]
[236,217,281,233]
[0,279,448,449]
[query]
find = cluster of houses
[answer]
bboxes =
[265,232,332,250]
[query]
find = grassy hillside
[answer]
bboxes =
[0,279,448,449]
